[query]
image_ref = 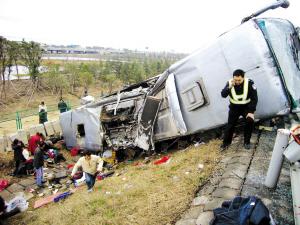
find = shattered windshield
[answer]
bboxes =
[289,29,300,70]
[257,18,300,109]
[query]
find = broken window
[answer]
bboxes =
[135,96,162,150]
[100,98,142,149]
[181,78,209,111]
[290,31,300,70]
[77,124,86,137]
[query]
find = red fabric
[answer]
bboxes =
[96,175,103,181]
[73,171,82,180]
[70,147,80,156]
[154,156,170,165]
[26,159,33,164]
[292,125,300,144]
[48,151,55,159]
[28,134,41,154]
[0,179,9,191]
[67,164,74,169]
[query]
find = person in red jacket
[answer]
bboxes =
[28,133,44,155]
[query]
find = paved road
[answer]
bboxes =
[176,130,294,225]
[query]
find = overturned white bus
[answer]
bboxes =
[60,0,300,152]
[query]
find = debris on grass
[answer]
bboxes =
[198,163,204,170]
[8,139,221,225]
[153,156,170,165]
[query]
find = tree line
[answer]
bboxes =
[42,58,174,96]
[0,37,179,102]
[0,37,42,100]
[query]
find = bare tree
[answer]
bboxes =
[21,40,42,85]
[20,40,43,104]
[7,41,20,80]
[0,36,8,99]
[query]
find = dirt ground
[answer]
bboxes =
[0,151,20,184]
[0,148,74,185]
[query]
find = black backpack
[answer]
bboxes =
[210,196,271,225]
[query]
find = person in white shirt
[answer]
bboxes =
[71,150,104,192]
[38,101,48,124]
[38,101,47,113]
[22,148,34,175]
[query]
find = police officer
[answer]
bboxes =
[220,69,258,150]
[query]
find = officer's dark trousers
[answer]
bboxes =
[223,108,254,146]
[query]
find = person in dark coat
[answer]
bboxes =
[33,141,45,188]
[57,98,68,113]
[12,139,26,176]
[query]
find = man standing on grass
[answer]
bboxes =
[57,98,68,113]
[38,101,48,124]
[71,150,104,192]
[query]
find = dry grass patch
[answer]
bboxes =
[0,151,21,184]
[8,140,221,225]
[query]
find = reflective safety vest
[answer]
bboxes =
[229,78,251,104]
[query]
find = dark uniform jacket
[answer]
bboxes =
[221,79,258,113]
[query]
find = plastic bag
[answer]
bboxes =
[74,173,86,187]
[6,196,28,213]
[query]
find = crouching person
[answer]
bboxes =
[71,150,104,192]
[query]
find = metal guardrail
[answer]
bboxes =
[0,101,79,125]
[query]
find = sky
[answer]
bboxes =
[1,0,300,53]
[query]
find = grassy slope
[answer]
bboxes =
[0,81,113,135]
[0,81,101,118]
[8,140,221,225]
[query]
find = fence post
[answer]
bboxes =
[16,112,19,129]
[67,101,71,111]
[16,111,22,130]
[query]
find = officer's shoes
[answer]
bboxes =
[220,144,229,152]
[244,143,251,150]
